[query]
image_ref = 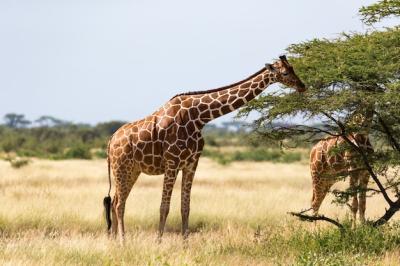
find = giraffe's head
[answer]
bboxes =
[266,55,306,92]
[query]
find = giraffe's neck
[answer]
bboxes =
[185,68,275,125]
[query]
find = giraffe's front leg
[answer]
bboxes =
[358,172,369,224]
[158,168,178,241]
[311,175,333,216]
[349,174,359,229]
[181,160,199,239]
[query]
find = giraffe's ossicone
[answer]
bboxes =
[103,55,306,243]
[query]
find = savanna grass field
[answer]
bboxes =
[1,157,399,265]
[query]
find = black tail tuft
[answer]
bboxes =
[103,196,112,231]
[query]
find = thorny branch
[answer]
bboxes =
[288,212,345,232]
[375,111,400,153]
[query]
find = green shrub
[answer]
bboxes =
[202,148,232,165]
[232,149,281,162]
[1,136,26,153]
[202,147,303,164]
[204,136,219,147]
[93,149,107,159]
[281,152,302,163]
[16,149,41,158]
[4,157,30,168]
[63,145,91,159]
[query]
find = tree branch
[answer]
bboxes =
[288,212,345,232]
[375,111,400,153]
[373,201,400,227]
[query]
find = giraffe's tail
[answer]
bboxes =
[103,138,112,231]
[103,196,112,231]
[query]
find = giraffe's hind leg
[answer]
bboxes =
[111,193,118,237]
[114,170,140,245]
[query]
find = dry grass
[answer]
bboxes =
[0,158,399,265]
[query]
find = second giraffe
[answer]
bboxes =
[310,133,373,227]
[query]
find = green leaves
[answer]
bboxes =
[359,0,400,25]
[242,27,400,132]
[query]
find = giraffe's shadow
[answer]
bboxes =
[165,219,213,233]
[125,217,218,234]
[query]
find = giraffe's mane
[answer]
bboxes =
[170,67,266,100]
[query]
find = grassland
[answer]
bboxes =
[0,158,399,265]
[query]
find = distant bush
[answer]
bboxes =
[1,136,26,153]
[204,135,220,147]
[232,149,282,162]
[203,147,304,164]
[4,157,30,169]
[281,152,302,163]
[63,145,92,159]
[202,149,231,165]
[93,149,107,159]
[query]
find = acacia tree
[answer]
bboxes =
[240,2,400,227]
[4,113,31,128]
[35,115,65,127]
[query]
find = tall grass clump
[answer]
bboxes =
[253,223,400,265]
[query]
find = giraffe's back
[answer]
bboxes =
[311,135,373,179]
[310,137,349,178]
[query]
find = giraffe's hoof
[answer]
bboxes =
[182,238,189,249]
[182,229,190,240]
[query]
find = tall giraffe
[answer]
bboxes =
[309,109,374,227]
[103,56,306,243]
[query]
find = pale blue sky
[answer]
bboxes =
[0,0,395,124]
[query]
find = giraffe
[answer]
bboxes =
[103,55,306,243]
[309,109,374,227]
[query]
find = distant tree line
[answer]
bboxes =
[0,113,279,160]
[0,113,126,159]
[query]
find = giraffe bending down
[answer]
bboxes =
[103,56,306,243]
[310,133,373,227]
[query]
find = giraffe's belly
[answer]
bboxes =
[135,150,201,175]
[128,130,204,175]
[318,157,351,179]
[137,161,166,175]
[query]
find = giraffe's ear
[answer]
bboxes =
[266,64,276,72]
